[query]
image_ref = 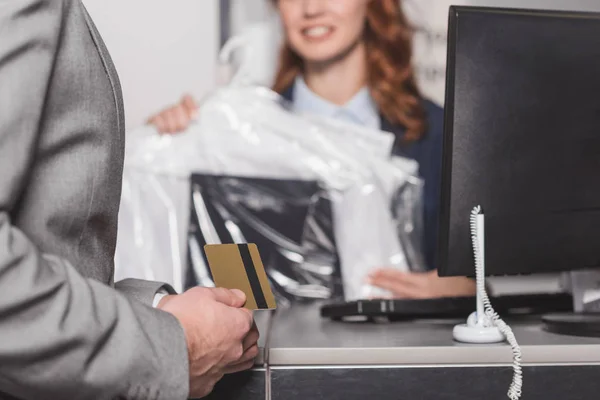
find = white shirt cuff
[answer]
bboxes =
[152,289,169,308]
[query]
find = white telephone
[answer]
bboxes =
[452,206,523,400]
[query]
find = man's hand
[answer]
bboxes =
[367,269,476,299]
[158,287,260,398]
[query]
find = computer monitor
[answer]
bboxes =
[438,6,600,279]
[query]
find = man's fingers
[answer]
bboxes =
[238,344,260,364]
[223,359,255,375]
[210,287,247,308]
[242,324,259,351]
[225,344,260,374]
[237,308,254,333]
[207,288,253,333]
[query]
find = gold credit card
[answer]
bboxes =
[204,244,276,310]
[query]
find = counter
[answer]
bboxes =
[209,304,600,400]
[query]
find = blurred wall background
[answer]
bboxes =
[83,0,219,130]
[83,0,600,130]
[226,0,600,106]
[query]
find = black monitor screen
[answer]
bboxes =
[438,7,600,277]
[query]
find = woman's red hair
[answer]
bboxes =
[272,0,426,143]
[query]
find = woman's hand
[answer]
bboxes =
[367,269,476,299]
[147,94,198,134]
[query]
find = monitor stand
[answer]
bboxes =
[542,270,600,337]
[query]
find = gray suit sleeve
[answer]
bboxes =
[116,278,178,305]
[0,1,189,399]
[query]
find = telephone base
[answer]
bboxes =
[453,323,505,343]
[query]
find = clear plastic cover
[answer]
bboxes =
[114,85,425,301]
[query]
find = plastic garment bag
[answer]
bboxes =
[114,84,425,302]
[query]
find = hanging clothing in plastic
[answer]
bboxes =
[115,85,425,302]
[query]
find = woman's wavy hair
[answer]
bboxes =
[272,0,426,142]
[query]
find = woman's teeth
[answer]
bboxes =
[304,26,332,38]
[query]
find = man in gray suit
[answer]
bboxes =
[0,1,258,399]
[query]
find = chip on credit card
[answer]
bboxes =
[204,244,276,310]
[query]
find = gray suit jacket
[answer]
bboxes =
[0,1,189,399]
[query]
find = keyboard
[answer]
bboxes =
[320,293,573,321]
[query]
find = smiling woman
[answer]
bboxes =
[273,0,425,142]
[275,0,371,65]
[147,0,476,300]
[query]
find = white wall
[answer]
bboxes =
[230,0,273,34]
[83,0,600,129]
[83,0,219,130]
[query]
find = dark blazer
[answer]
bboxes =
[281,85,444,270]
